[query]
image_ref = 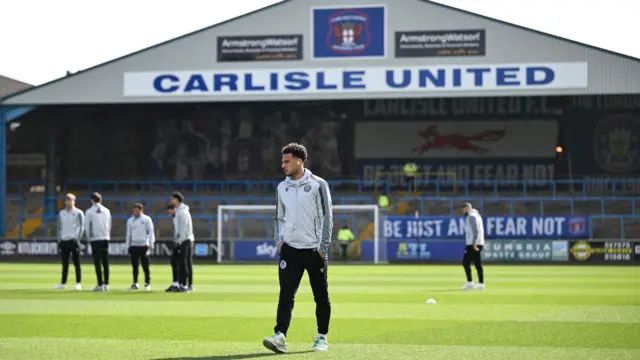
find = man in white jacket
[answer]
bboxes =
[462,202,485,290]
[263,143,333,354]
[55,193,84,290]
[126,203,155,291]
[85,193,112,292]
[165,192,194,293]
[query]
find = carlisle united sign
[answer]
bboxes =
[123,62,588,97]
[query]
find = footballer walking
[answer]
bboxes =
[263,143,333,353]
[55,193,85,290]
[85,193,112,292]
[126,203,155,291]
[462,202,485,290]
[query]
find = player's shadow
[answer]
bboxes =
[155,351,312,359]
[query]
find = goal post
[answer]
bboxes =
[216,204,383,264]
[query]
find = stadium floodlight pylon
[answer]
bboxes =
[216,204,382,264]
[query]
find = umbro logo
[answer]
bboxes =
[0,241,16,256]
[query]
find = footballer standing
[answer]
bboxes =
[462,202,486,290]
[84,192,112,292]
[126,203,155,291]
[54,193,85,290]
[262,143,333,354]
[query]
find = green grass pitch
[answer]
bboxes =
[0,263,638,359]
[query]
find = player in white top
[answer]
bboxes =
[462,202,485,290]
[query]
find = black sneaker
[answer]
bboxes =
[177,286,188,293]
[129,284,139,290]
[165,285,180,292]
[187,285,195,292]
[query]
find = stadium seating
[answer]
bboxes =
[4,179,639,240]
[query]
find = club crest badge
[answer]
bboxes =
[312,6,385,59]
[279,260,287,269]
[327,9,371,54]
[594,114,640,173]
[304,185,312,192]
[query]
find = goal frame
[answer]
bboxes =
[217,204,380,264]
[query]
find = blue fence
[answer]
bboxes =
[6,177,640,197]
[8,195,640,217]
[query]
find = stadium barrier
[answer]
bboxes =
[10,213,640,240]
[1,238,637,265]
[359,239,638,264]
[0,239,230,260]
[7,177,640,197]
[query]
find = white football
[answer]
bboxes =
[425,298,436,304]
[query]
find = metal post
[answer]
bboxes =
[46,120,58,217]
[0,106,7,237]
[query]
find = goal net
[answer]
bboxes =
[216,204,384,264]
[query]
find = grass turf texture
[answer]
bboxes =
[0,263,638,359]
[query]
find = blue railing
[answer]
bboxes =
[7,195,640,217]
[6,177,640,197]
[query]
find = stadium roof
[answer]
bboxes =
[1,0,639,105]
[0,75,31,99]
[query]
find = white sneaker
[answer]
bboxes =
[462,282,475,290]
[312,337,328,351]
[144,284,151,292]
[475,283,485,290]
[102,285,109,292]
[75,283,82,291]
[129,284,139,290]
[54,284,65,290]
[262,333,287,354]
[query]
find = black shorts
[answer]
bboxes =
[59,240,79,251]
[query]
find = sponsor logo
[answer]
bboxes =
[0,241,16,255]
[396,242,431,259]
[256,242,278,258]
[412,125,506,155]
[312,6,386,59]
[395,30,486,58]
[483,240,559,261]
[570,241,592,261]
[594,114,640,173]
[217,35,303,62]
[552,241,569,260]
[18,242,57,255]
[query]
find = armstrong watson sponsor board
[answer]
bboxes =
[395,29,486,57]
[217,35,303,62]
[356,119,559,188]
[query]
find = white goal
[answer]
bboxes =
[216,204,384,264]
